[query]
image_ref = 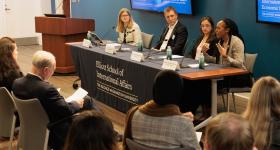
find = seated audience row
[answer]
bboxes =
[12,50,100,150]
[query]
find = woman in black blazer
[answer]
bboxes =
[190,16,219,63]
[0,37,23,92]
[182,17,219,120]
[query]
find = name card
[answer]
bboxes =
[130,51,144,62]
[105,44,117,54]
[161,59,180,71]
[82,39,92,48]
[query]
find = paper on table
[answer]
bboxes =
[196,132,202,141]
[150,55,183,59]
[66,87,88,102]
[187,63,209,68]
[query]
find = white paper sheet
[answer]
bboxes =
[150,55,183,59]
[188,63,209,68]
[196,132,202,141]
[66,87,88,102]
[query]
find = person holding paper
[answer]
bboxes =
[12,51,99,150]
[116,8,142,46]
[153,6,188,55]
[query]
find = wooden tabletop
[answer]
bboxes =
[180,68,249,80]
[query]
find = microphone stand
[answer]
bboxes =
[118,27,127,52]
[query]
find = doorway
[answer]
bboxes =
[0,0,51,44]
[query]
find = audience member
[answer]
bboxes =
[154,6,188,55]
[0,37,23,91]
[12,50,99,150]
[63,110,118,150]
[243,76,280,150]
[123,70,200,150]
[205,112,256,150]
[116,8,142,46]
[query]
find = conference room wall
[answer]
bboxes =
[53,0,279,79]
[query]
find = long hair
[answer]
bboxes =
[0,37,21,81]
[243,76,280,150]
[63,110,118,150]
[116,8,134,33]
[222,18,245,44]
[200,16,215,41]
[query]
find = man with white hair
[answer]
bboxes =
[12,50,99,150]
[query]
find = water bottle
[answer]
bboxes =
[87,31,92,40]
[166,46,172,60]
[199,53,205,69]
[137,41,143,52]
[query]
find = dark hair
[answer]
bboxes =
[63,110,117,150]
[164,6,178,15]
[205,112,254,150]
[153,70,183,105]
[0,37,21,82]
[200,16,215,43]
[221,18,244,43]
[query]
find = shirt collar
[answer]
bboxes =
[28,72,43,80]
[168,20,178,29]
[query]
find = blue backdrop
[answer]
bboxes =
[52,0,280,79]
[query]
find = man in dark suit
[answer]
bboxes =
[154,6,188,56]
[12,51,99,150]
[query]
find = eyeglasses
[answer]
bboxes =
[201,24,211,28]
[121,14,129,17]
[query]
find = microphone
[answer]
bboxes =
[118,27,127,52]
[144,49,163,59]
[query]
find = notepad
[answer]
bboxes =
[66,87,88,102]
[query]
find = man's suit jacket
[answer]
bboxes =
[12,73,80,149]
[155,21,188,55]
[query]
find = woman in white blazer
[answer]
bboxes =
[116,8,142,46]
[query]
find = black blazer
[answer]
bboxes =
[190,35,220,63]
[155,21,188,55]
[12,73,80,149]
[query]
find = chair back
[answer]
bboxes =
[12,92,49,150]
[244,53,258,73]
[0,87,16,137]
[126,138,186,150]
[141,32,154,49]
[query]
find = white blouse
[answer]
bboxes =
[118,22,142,46]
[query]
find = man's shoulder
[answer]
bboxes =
[175,21,187,32]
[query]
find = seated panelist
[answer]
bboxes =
[153,6,188,55]
[190,16,219,63]
[116,8,142,46]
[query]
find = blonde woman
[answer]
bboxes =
[116,8,142,46]
[243,76,280,150]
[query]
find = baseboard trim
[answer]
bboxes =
[14,37,38,45]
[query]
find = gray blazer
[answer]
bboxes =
[221,35,245,69]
